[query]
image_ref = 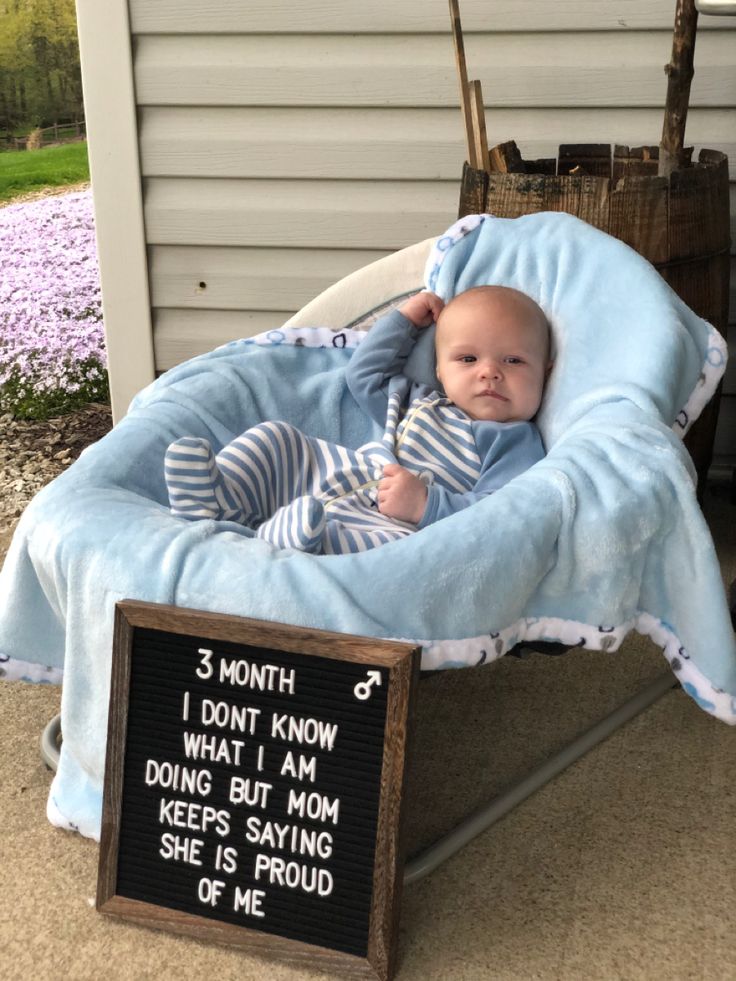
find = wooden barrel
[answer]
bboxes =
[458,145,731,484]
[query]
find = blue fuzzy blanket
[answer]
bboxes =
[0,212,733,840]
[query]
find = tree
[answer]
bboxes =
[0,3,32,136]
[0,0,83,140]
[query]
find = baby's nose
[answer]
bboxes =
[480,361,502,378]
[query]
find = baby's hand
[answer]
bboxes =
[377,464,427,524]
[398,291,445,328]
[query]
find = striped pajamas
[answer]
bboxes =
[165,420,410,554]
[165,309,545,553]
[164,392,475,553]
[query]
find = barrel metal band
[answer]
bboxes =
[653,244,731,270]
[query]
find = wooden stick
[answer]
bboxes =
[469,80,491,173]
[659,0,699,177]
[448,0,478,168]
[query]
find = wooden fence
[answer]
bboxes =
[1,121,86,151]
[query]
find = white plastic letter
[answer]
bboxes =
[196,648,214,680]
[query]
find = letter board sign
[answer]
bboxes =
[97,601,419,981]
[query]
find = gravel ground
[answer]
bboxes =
[0,403,112,560]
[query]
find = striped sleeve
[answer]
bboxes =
[417,421,545,528]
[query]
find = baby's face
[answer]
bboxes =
[435,288,551,423]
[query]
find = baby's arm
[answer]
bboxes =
[346,292,444,423]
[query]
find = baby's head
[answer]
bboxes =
[434,286,552,422]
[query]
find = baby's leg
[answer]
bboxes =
[216,421,324,524]
[165,436,247,521]
[255,496,326,553]
[321,494,415,554]
[219,422,392,514]
[166,422,320,525]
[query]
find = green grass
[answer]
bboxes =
[0,141,90,203]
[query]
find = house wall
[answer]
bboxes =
[77,0,735,467]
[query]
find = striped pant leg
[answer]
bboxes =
[165,436,248,521]
[216,421,325,522]
[255,495,326,552]
[223,423,392,551]
[167,423,394,552]
[218,421,345,549]
[165,422,316,525]
[321,493,415,555]
[257,431,407,552]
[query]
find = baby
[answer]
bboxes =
[165,286,552,553]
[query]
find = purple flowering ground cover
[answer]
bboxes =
[0,189,109,419]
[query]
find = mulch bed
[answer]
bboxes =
[0,403,113,554]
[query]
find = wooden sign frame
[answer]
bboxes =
[97,601,420,981]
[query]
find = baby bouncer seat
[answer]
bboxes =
[0,212,734,852]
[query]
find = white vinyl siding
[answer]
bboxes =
[138,107,736,181]
[131,32,733,109]
[127,0,736,34]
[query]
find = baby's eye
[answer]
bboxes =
[504,356,524,365]
[459,355,476,363]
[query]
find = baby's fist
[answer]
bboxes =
[377,464,427,524]
[399,291,444,328]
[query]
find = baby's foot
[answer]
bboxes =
[256,496,325,552]
[165,436,246,521]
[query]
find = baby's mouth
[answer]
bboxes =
[479,389,508,402]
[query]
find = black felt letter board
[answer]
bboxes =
[97,601,419,981]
